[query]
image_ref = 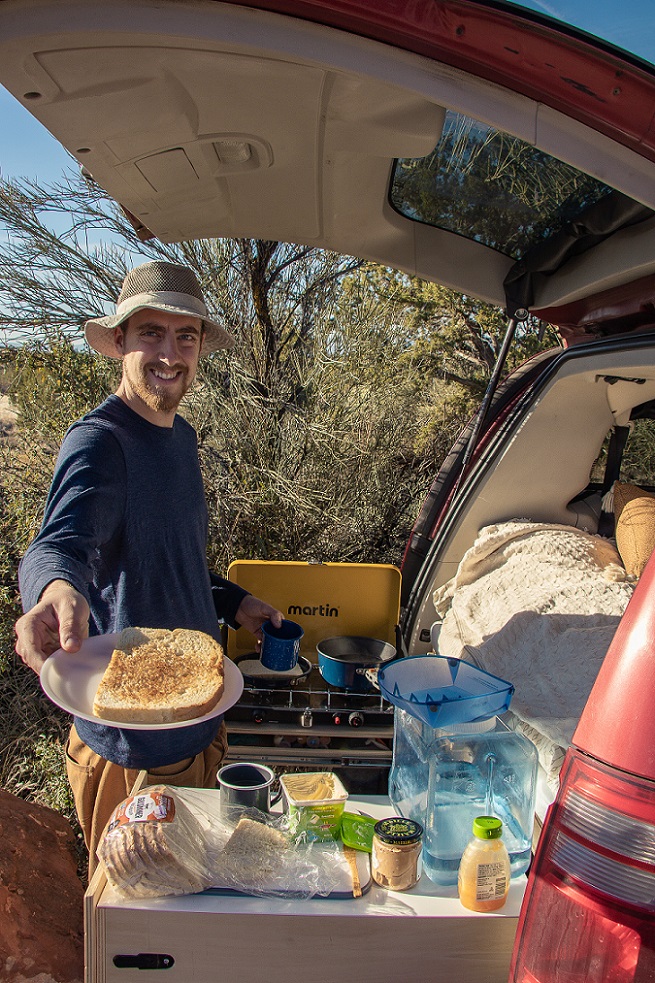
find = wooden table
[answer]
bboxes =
[85,792,525,983]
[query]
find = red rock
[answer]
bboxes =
[0,789,84,983]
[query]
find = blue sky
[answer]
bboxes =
[506,1,655,64]
[0,85,74,183]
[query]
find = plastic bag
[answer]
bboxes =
[98,785,351,901]
[97,785,220,898]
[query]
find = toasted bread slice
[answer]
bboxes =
[93,627,224,724]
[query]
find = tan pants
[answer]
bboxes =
[66,722,228,877]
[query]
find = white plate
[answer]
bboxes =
[40,632,244,730]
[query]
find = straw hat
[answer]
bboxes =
[84,261,235,357]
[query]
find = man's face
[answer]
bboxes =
[115,308,203,419]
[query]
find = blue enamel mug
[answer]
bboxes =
[260,619,304,671]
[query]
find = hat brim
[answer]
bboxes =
[84,301,235,358]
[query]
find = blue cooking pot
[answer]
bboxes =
[317,636,397,692]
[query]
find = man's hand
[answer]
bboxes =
[15,580,90,675]
[234,595,283,649]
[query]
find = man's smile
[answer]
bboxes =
[149,366,184,382]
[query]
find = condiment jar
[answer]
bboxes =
[371,817,423,891]
[458,816,511,912]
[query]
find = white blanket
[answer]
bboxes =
[433,521,635,777]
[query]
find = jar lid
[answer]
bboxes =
[472,816,503,839]
[374,817,423,845]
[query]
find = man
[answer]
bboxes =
[15,260,282,873]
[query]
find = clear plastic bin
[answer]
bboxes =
[388,712,538,885]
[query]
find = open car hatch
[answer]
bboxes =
[1,0,655,335]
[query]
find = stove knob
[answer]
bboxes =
[252,709,267,724]
[332,713,344,726]
[301,709,313,728]
[348,711,365,728]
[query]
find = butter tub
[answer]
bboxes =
[280,772,349,842]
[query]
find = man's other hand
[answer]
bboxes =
[234,594,284,649]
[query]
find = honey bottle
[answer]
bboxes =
[458,816,511,912]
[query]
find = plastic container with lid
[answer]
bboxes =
[280,772,348,842]
[383,654,515,824]
[421,715,538,885]
[371,817,423,891]
[458,816,511,912]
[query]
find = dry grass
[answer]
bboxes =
[0,389,89,881]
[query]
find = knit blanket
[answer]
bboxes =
[433,520,635,781]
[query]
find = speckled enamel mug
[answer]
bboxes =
[259,619,304,672]
[216,762,282,814]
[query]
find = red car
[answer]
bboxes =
[1,2,654,979]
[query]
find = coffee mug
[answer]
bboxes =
[217,762,282,813]
[260,618,304,672]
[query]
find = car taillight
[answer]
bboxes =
[509,748,655,982]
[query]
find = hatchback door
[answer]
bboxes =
[0,0,654,323]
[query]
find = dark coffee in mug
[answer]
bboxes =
[222,765,266,787]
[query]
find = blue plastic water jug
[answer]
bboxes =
[383,655,538,886]
[422,716,538,885]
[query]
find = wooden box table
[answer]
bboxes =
[85,793,525,983]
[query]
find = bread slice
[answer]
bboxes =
[216,817,289,885]
[93,627,224,724]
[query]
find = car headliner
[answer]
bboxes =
[0,0,654,327]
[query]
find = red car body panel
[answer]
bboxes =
[573,549,655,780]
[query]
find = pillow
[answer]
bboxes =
[613,482,655,578]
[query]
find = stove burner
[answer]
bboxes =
[225,662,394,732]
[233,653,312,687]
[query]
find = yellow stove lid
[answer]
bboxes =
[226,560,401,662]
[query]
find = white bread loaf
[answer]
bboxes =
[98,786,211,898]
[93,626,224,724]
[211,817,290,893]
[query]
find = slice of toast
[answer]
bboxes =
[93,627,224,724]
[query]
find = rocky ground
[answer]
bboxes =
[0,790,84,983]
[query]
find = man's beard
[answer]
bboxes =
[125,361,190,413]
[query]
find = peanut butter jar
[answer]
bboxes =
[371,817,423,891]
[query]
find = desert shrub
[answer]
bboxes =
[0,338,116,873]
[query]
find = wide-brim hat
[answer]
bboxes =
[84,260,235,357]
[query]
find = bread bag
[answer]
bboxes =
[97,785,354,900]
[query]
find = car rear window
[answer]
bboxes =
[389,110,615,260]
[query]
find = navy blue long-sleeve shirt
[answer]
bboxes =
[19,395,247,768]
